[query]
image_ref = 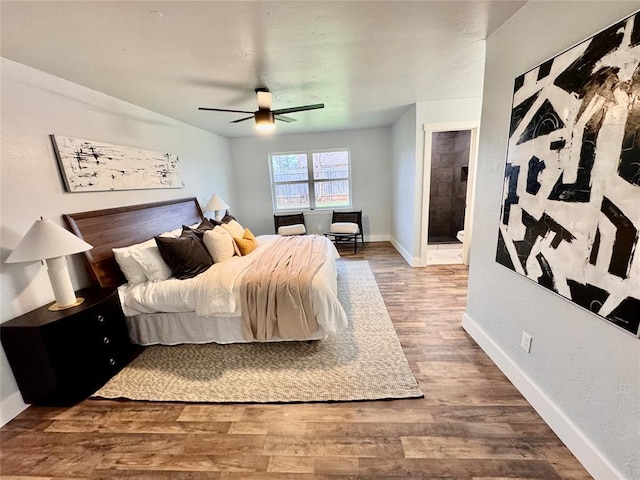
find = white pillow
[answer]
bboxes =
[129,238,173,282]
[330,222,359,234]
[221,219,245,239]
[112,229,182,284]
[113,247,147,284]
[203,226,236,263]
[278,224,306,236]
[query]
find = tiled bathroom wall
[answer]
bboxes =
[428,130,471,243]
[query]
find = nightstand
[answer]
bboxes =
[1,287,132,405]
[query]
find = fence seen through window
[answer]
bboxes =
[270,150,351,211]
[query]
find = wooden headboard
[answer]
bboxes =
[64,197,204,288]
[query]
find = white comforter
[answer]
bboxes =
[118,234,348,337]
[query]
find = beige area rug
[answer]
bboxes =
[93,260,423,403]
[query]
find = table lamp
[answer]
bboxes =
[6,218,93,311]
[204,194,230,222]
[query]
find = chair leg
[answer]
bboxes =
[354,235,357,254]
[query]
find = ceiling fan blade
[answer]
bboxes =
[256,90,272,110]
[230,115,255,123]
[272,103,325,115]
[198,107,254,114]
[275,115,296,123]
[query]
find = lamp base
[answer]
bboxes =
[48,297,85,311]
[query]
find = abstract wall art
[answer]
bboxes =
[496,11,640,336]
[51,135,183,192]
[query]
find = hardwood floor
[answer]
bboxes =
[0,242,592,479]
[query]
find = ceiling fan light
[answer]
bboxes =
[256,121,275,131]
[255,110,275,131]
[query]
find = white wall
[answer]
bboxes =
[390,105,417,262]
[0,58,233,425]
[229,128,392,239]
[465,3,640,479]
[414,99,482,261]
[389,99,482,265]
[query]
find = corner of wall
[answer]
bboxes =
[0,391,28,427]
[390,236,422,267]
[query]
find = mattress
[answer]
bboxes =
[117,234,347,345]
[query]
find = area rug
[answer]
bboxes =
[93,260,423,403]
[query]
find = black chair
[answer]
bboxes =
[274,212,306,235]
[326,210,363,253]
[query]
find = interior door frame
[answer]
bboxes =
[420,121,479,266]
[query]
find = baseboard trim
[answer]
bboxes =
[461,312,624,480]
[0,390,28,427]
[365,234,391,243]
[389,237,421,266]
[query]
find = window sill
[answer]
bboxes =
[273,208,352,216]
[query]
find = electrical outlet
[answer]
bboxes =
[520,331,532,353]
[317,224,322,231]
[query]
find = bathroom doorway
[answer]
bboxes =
[421,122,478,266]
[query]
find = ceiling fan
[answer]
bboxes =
[198,88,324,131]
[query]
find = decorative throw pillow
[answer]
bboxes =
[182,225,201,239]
[221,219,245,239]
[203,226,237,263]
[198,218,221,230]
[154,232,213,280]
[278,224,306,236]
[113,246,148,284]
[129,239,173,282]
[183,218,220,238]
[234,228,258,256]
[113,228,184,283]
[330,222,359,234]
[221,211,236,224]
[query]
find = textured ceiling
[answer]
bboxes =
[1,1,527,137]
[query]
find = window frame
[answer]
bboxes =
[268,148,352,212]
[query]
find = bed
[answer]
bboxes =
[63,197,348,345]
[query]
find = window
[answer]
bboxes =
[269,149,351,211]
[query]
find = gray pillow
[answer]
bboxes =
[199,218,221,229]
[154,232,213,279]
[182,218,221,240]
[221,211,237,224]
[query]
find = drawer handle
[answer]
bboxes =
[103,336,110,345]
[97,315,105,324]
[109,358,116,366]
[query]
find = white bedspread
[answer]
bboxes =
[118,234,348,338]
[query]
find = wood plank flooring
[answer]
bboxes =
[0,242,592,479]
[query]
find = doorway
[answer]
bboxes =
[420,123,478,266]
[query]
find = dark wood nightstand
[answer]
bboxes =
[1,287,132,405]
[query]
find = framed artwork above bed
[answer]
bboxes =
[496,11,640,336]
[51,135,183,192]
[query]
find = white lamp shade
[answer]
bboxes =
[204,194,229,213]
[6,218,93,263]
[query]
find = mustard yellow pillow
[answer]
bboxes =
[234,228,258,256]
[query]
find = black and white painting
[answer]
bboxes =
[51,135,183,192]
[496,11,640,336]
